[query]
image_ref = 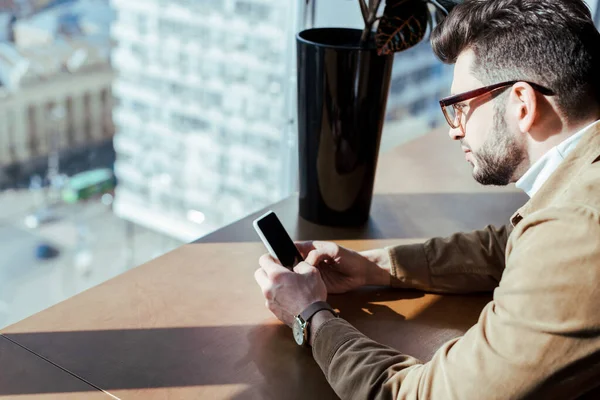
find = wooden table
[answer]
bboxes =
[0,130,527,399]
[0,336,109,399]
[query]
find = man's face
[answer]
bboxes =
[450,50,526,186]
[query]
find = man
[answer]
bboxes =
[254,0,600,398]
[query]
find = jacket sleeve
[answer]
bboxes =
[313,206,600,400]
[383,224,512,293]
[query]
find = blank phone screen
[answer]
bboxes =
[257,213,304,269]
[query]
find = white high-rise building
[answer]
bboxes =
[110,0,299,241]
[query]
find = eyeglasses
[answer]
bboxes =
[439,81,555,129]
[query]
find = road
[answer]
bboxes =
[0,189,183,328]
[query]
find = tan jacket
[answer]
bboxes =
[312,125,600,399]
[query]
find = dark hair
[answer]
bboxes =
[431,0,600,120]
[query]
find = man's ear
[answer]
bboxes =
[510,82,538,133]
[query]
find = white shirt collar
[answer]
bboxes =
[515,119,600,198]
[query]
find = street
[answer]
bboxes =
[0,189,183,328]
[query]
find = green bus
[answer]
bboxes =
[62,168,116,204]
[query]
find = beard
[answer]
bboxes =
[469,104,526,186]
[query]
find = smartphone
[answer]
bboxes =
[253,210,304,270]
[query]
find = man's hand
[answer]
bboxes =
[255,254,327,327]
[295,241,391,294]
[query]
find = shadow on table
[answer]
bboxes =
[327,287,491,361]
[1,290,489,398]
[235,288,490,399]
[197,192,527,244]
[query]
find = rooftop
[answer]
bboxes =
[0,36,111,91]
[0,0,113,91]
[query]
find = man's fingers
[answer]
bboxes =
[295,241,315,258]
[305,249,319,265]
[306,249,331,266]
[306,242,340,265]
[294,261,317,275]
[259,253,289,277]
[296,241,340,261]
[312,241,339,257]
[254,268,274,300]
[254,267,270,288]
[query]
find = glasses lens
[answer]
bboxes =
[443,105,457,128]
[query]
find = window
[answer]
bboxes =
[66,96,75,142]
[204,91,223,108]
[0,0,304,329]
[130,100,150,120]
[137,15,148,36]
[235,1,271,23]
[100,89,114,137]
[45,101,59,150]
[179,52,190,76]
[171,112,211,133]
[130,44,148,64]
[5,109,16,160]
[27,105,37,154]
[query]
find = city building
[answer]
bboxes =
[0,39,114,169]
[0,12,13,42]
[590,0,600,25]
[0,0,58,24]
[0,0,115,172]
[0,1,73,44]
[12,0,112,48]
[110,0,298,241]
[380,42,453,152]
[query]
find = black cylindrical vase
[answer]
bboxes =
[296,28,394,226]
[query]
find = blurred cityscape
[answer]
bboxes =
[110,0,296,241]
[1,0,598,328]
[0,0,155,328]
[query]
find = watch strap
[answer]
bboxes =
[299,301,338,323]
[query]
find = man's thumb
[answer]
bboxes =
[313,241,339,255]
[305,249,322,265]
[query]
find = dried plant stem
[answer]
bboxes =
[360,0,382,47]
[358,0,369,25]
[429,0,449,15]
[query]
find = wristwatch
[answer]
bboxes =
[292,301,338,346]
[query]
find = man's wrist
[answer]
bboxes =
[308,309,337,347]
[360,248,392,287]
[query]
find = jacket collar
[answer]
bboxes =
[511,121,600,227]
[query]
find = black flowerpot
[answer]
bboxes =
[296,28,394,227]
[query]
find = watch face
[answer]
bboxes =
[293,317,305,346]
